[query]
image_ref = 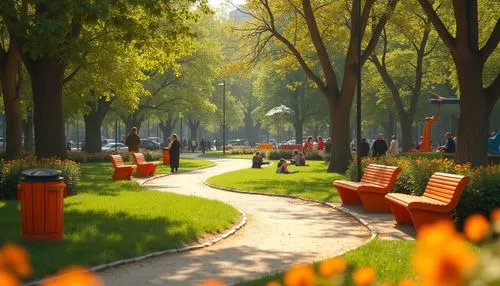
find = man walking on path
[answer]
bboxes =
[388,135,399,156]
[372,133,388,157]
[359,138,370,157]
[125,127,140,152]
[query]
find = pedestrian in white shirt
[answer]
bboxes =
[388,135,399,156]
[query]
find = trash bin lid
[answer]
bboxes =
[22,169,63,182]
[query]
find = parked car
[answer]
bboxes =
[102,143,128,152]
[102,139,116,146]
[140,139,161,150]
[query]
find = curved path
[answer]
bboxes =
[101,158,369,285]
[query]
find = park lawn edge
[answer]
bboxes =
[0,158,241,280]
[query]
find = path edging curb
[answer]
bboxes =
[23,161,245,286]
[137,160,217,185]
[203,180,378,242]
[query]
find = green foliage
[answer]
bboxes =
[0,156,81,199]
[347,156,500,228]
[0,162,239,279]
[67,151,163,163]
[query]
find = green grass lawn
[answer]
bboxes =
[207,160,346,202]
[0,159,239,280]
[237,240,416,286]
[155,157,215,174]
[199,150,254,159]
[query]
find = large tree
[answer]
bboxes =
[368,2,448,151]
[241,0,398,172]
[0,30,23,159]
[416,0,499,166]
[0,0,205,158]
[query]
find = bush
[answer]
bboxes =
[229,147,258,155]
[67,151,163,163]
[347,155,500,229]
[0,156,81,199]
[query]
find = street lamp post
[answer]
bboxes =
[219,81,226,155]
[355,0,362,181]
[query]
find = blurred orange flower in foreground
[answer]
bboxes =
[491,208,500,221]
[398,278,416,286]
[319,257,346,277]
[352,267,376,286]
[0,242,32,277]
[40,266,102,286]
[0,269,19,286]
[266,281,282,286]
[413,220,477,286]
[284,264,315,286]
[464,214,490,242]
[201,278,224,286]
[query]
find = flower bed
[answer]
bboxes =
[0,156,81,199]
[347,155,500,228]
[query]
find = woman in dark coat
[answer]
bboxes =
[169,133,181,173]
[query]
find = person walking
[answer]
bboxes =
[317,136,325,151]
[169,133,181,173]
[125,127,140,152]
[372,133,388,157]
[388,135,399,156]
[359,138,370,157]
[190,139,196,153]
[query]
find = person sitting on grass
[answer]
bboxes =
[291,150,300,165]
[276,159,298,174]
[252,152,271,168]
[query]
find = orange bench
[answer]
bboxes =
[385,172,470,231]
[110,155,134,180]
[258,144,273,151]
[131,152,158,177]
[334,164,401,212]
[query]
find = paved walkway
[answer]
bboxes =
[101,159,370,285]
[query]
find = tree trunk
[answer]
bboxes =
[384,112,395,137]
[327,95,352,173]
[188,120,200,141]
[83,96,111,153]
[454,58,490,166]
[294,122,303,144]
[23,109,34,152]
[400,115,413,151]
[125,112,144,136]
[26,56,66,158]
[0,41,23,160]
[159,117,176,145]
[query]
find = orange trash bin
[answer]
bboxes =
[18,169,66,241]
[163,148,170,165]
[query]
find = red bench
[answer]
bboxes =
[334,164,401,212]
[385,172,470,231]
[131,152,158,177]
[109,155,134,180]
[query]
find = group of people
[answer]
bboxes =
[125,127,181,173]
[252,150,308,174]
[303,136,331,153]
[415,132,456,153]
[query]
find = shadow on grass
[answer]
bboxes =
[0,201,200,280]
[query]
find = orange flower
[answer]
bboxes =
[352,267,376,286]
[201,279,224,286]
[41,266,102,286]
[0,270,19,286]
[464,214,490,242]
[266,281,282,286]
[0,243,32,277]
[319,257,346,277]
[398,278,416,286]
[491,208,500,221]
[284,264,315,286]
[412,220,477,286]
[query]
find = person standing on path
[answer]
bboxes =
[372,133,388,157]
[387,135,399,156]
[200,139,206,154]
[125,127,140,152]
[169,133,181,173]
